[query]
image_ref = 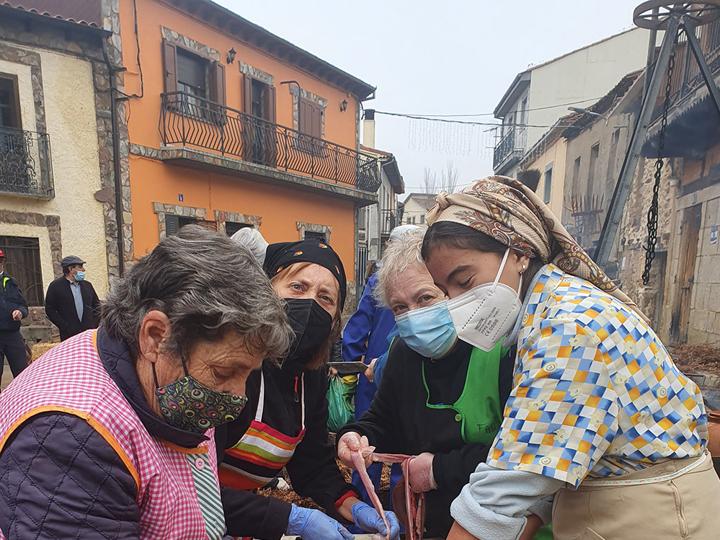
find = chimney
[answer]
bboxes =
[363,109,376,148]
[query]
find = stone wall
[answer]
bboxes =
[563,112,635,252]
[214,210,262,232]
[615,154,720,344]
[616,157,676,333]
[289,84,327,137]
[152,202,208,239]
[103,0,134,274]
[0,6,132,281]
[0,210,62,277]
[0,5,134,338]
[296,221,333,242]
[686,194,720,344]
[161,26,220,61]
[239,62,273,86]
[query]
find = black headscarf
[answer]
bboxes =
[263,239,347,310]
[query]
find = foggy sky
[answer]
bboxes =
[217,0,644,195]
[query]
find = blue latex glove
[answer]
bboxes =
[352,501,401,539]
[286,504,353,540]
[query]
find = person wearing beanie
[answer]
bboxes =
[217,238,399,540]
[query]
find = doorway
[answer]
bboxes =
[670,204,702,343]
[243,77,276,167]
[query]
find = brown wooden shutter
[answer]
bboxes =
[311,103,322,139]
[162,41,177,93]
[299,98,310,134]
[243,74,253,114]
[264,85,276,124]
[209,62,226,106]
[264,85,278,166]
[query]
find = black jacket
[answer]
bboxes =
[0,328,209,539]
[44,276,100,340]
[338,339,514,538]
[215,362,358,540]
[0,272,28,332]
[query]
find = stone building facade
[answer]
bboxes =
[562,73,642,255]
[621,20,720,346]
[113,0,379,314]
[616,158,676,337]
[0,2,127,338]
[518,71,642,260]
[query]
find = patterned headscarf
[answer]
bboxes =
[426,176,644,318]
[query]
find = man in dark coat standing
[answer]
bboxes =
[0,249,29,385]
[44,256,100,341]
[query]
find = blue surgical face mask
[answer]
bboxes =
[395,300,457,359]
[75,271,86,282]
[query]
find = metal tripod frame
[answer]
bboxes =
[594,12,720,268]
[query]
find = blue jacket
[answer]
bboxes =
[0,272,28,332]
[341,274,396,418]
[372,328,398,388]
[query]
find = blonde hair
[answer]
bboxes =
[271,262,342,369]
[374,226,428,307]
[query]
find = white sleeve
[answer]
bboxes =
[450,463,564,540]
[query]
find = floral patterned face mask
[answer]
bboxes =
[153,361,248,434]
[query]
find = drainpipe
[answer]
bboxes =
[102,44,126,277]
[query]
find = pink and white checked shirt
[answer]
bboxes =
[0,330,225,539]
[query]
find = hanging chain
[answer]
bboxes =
[642,35,678,286]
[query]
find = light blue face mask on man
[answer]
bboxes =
[75,271,86,282]
[395,300,457,359]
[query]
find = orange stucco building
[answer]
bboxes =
[114,0,378,305]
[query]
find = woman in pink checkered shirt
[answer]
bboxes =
[0,225,293,539]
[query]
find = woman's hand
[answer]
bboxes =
[446,514,543,540]
[519,514,543,540]
[447,521,478,540]
[364,358,378,382]
[407,452,437,493]
[286,504,353,540]
[352,501,401,539]
[337,432,373,468]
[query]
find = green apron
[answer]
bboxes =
[422,343,554,539]
[421,342,504,445]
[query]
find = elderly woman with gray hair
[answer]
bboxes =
[0,225,293,540]
[336,226,517,538]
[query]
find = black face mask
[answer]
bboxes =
[284,298,333,365]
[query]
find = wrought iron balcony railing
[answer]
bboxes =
[493,127,526,171]
[160,92,381,192]
[0,127,53,198]
[380,208,397,236]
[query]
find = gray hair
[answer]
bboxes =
[102,225,293,362]
[231,227,268,266]
[374,226,428,307]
